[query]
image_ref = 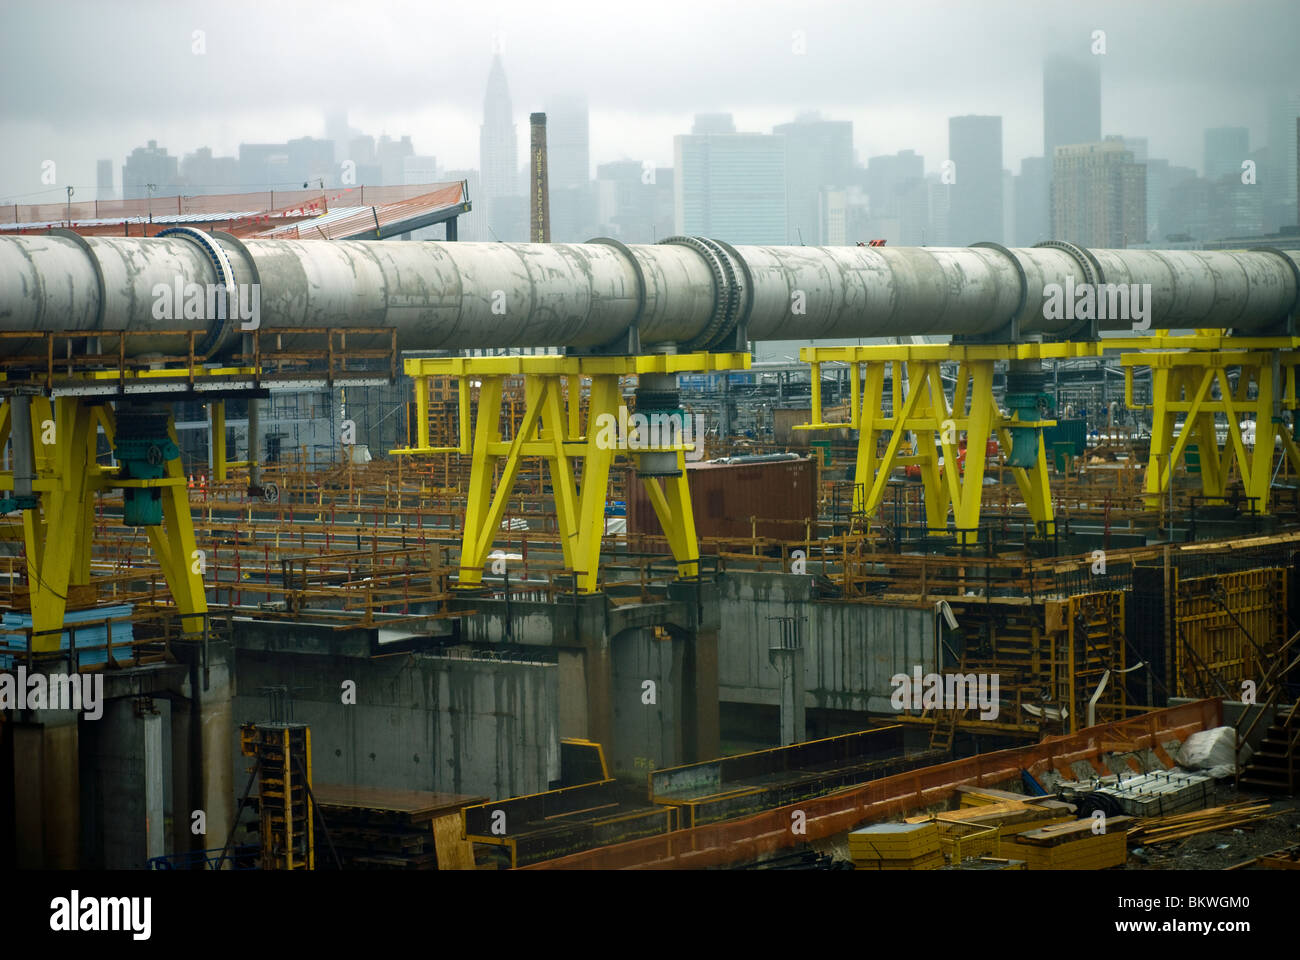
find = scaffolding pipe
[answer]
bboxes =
[1,234,1297,356]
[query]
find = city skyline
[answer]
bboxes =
[2,0,1297,203]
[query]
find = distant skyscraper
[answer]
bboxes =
[375,135,414,186]
[402,155,437,185]
[1051,138,1146,247]
[926,174,950,245]
[1014,156,1049,245]
[675,117,786,244]
[288,137,337,186]
[96,159,114,202]
[1205,127,1248,181]
[595,159,655,242]
[180,147,238,195]
[545,95,593,241]
[866,150,926,244]
[122,140,179,200]
[1119,136,1149,165]
[239,143,289,189]
[773,112,853,244]
[479,53,523,239]
[1043,55,1101,159]
[948,115,1003,244]
[1265,94,1300,230]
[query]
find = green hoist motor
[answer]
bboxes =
[114,408,179,526]
[1003,367,1053,469]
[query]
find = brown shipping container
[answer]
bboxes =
[624,457,818,544]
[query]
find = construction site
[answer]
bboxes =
[2,145,1299,877]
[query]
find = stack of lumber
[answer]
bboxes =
[849,822,942,870]
[313,784,483,870]
[911,798,1076,837]
[1008,816,1133,869]
[1126,802,1280,847]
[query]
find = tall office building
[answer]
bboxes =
[1014,156,1049,245]
[96,159,114,202]
[376,135,414,186]
[545,95,593,242]
[948,115,1003,244]
[479,53,524,240]
[674,116,786,245]
[1265,94,1300,230]
[288,137,337,186]
[122,140,179,199]
[1051,138,1146,247]
[1205,127,1249,181]
[402,155,437,185]
[1043,55,1101,161]
[180,147,238,195]
[773,112,854,245]
[866,150,927,245]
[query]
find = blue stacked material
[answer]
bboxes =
[0,604,134,668]
[605,500,627,517]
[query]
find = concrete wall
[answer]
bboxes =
[233,643,559,801]
[81,698,167,868]
[609,627,684,777]
[717,572,935,714]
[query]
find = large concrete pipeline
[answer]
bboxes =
[1,231,1298,357]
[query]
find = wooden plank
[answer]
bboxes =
[432,812,477,870]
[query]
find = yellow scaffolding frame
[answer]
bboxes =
[394,352,750,593]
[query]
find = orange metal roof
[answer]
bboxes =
[0,182,468,239]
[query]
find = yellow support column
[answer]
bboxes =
[23,397,96,650]
[570,374,620,592]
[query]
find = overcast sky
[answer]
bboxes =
[1,0,1297,201]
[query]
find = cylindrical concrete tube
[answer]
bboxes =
[0,235,1296,356]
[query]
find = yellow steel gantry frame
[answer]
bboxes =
[798,342,1074,542]
[800,334,1300,538]
[394,352,750,593]
[1122,334,1300,514]
[0,385,215,650]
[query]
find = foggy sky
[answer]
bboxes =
[1,0,1297,201]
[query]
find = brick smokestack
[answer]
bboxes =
[529,112,550,243]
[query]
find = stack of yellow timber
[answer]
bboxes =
[849,822,942,870]
[1126,802,1279,846]
[954,785,1037,808]
[911,798,1075,837]
[1008,816,1133,869]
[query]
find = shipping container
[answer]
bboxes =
[623,455,817,545]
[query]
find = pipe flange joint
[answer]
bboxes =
[157,226,238,358]
[703,237,753,350]
[1034,239,1103,340]
[660,235,736,352]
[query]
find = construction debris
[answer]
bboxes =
[1058,770,1215,818]
[1125,802,1282,846]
